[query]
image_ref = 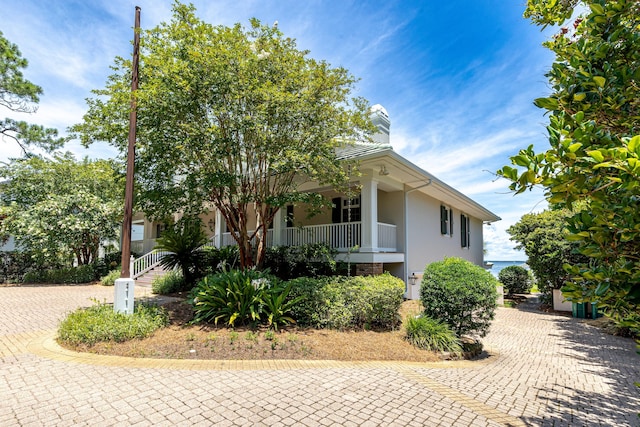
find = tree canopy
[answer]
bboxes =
[72,2,373,268]
[0,31,65,155]
[0,154,123,266]
[507,208,588,300]
[498,0,640,330]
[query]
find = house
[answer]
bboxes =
[131,105,501,298]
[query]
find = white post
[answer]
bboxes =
[114,278,135,314]
[214,210,223,248]
[360,177,378,252]
[272,208,283,246]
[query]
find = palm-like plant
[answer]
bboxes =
[154,217,208,289]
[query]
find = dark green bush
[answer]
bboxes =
[57,301,168,346]
[23,264,97,284]
[0,251,41,283]
[405,315,462,355]
[264,243,337,280]
[152,270,185,295]
[197,246,240,278]
[498,265,532,294]
[287,273,405,330]
[420,257,498,338]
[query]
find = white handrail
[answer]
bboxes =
[132,250,170,279]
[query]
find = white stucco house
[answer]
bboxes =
[131,105,501,298]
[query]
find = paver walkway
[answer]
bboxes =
[0,284,638,426]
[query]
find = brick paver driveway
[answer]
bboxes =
[1,284,638,426]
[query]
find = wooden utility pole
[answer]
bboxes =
[120,6,141,278]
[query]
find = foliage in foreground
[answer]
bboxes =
[287,273,405,330]
[404,315,462,355]
[189,269,299,330]
[497,0,640,334]
[498,265,532,295]
[57,301,169,346]
[421,258,498,338]
[152,270,185,295]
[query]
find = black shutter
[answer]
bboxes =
[440,206,448,234]
[460,214,467,247]
[466,216,471,248]
[332,197,341,224]
[449,208,454,236]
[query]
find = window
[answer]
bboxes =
[342,196,361,222]
[460,214,471,248]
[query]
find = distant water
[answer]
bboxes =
[485,260,528,278]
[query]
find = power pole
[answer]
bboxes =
[120,5,141,279]
[115,6,141,314]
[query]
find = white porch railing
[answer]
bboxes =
[282,222,362,251]
[132,250,170,279]
[377,222,397,252]
[131,221,397,279]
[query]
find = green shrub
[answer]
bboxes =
[498,265,532,294]
[264,243,337,280]
[405,315,462,355]
[23,264,97,284]
[420,257,498,338]
[152,270,185,295]
[287,273,405,330]
[0,251,42,283]
[197,246,240,278]
[57,301,169,346]
[189,269,297,328]
[100,269,121,286]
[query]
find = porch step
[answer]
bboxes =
[135,266,170,288]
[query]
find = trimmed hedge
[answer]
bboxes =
[287,273,404,330]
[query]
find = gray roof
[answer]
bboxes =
[336,142,392,160]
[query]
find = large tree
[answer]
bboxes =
[507,208,589,302]
[498,0,640,330]
[0,154,123,266]
[72,3,373,268]
[0,31,65,155]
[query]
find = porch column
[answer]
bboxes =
[213,210,223,248]
[272,208,283,246]
[360,177,378,252]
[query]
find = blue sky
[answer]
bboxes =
[0,0,556,260]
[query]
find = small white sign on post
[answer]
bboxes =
[114,278,135,314]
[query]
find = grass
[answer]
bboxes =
[61,299,451,362]
[57,300,169,347]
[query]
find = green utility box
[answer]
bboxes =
[572,302,602,319]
